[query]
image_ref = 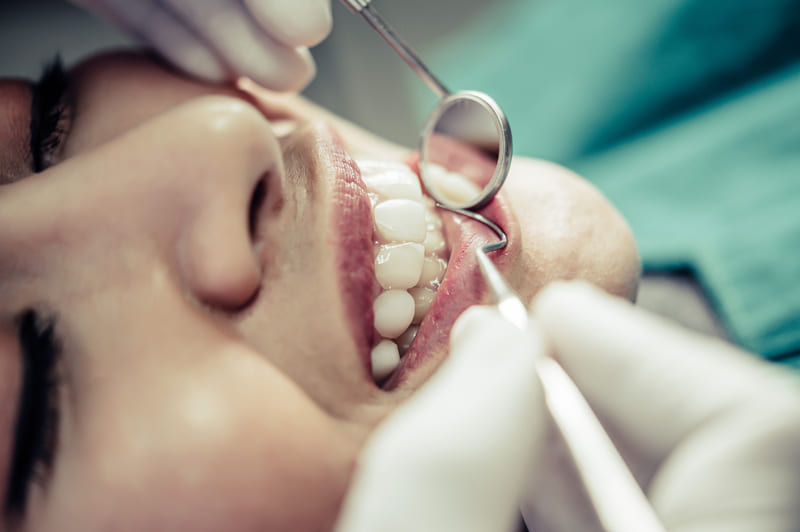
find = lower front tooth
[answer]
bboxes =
[409,287,436,324]
[371,339,400,381]
[373,289,415,338]
[418,257,446,286]
[396,325,419,355]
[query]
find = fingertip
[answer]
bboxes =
[241,47,316,92]
[533,280,629,324]
[245,0,333,47]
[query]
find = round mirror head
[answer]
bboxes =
[419,91,512,210]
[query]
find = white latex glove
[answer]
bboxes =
[336,306,547,532]
[71,0,331,91]
[524,281,800,532]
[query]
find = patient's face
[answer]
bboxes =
[0,51,639,531]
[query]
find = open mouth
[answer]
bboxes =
[316,121,517,393]
[356,159,516,390]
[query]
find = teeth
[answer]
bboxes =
[373,199,427,243]
[418,257,446,286]
[424,163,483,205]
[409,287,436,324]
[358,160,455,383]
[373,289,415,339]
[423,227,446,254]
[371,339,401,381]
[396,325,419,355]
[375,243,425,290]
[360,165,422,201]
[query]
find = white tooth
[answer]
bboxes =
[423,228,446,254]
[418,257,446,286]
[375,243,425,290]
[371,339,400,381]
[428,170,483,205]
[373,289,415,338]
[425,209,442,230]
[361,167,422,201]
[396,325,419,355]
[409,287,436,324]
[374,199,427,243]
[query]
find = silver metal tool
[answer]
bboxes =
[340,2,668,530]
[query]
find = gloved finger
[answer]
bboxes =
[164,0,316,91]
[336,306,547,532]
[243,0,332,47]
[532,281,798,463]
[101,0,228,82]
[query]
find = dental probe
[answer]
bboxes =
[444,206,668,532]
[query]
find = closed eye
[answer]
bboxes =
[30,56,72,173]
[4,310,62,518]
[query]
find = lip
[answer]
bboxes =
[317,124,377,373]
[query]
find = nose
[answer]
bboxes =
[0,96,284,311]
[169,98,284,310]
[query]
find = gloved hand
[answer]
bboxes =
[523,281,800,532]
[335,306,548,532]
[71,0,331,91]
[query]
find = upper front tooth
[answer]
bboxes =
[373,289,415,338]
[361,167,422,200]
[373,199,427,243]
[375,243,425,289]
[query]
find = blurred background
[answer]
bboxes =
[3,0,798,366]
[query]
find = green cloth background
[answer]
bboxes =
[410,0,800,364]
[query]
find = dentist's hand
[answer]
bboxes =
[336,306,547,532]
[524,281,800,532]
[71,0,332,91]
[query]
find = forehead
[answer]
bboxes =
[0,80,34,184]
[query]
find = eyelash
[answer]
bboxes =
[4,311,62,518]
[30,57,72,173]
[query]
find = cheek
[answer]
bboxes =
[30,352,358,532]
[504,158,640,303]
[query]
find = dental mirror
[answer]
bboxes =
[340,0,513,213]
[419,91,512,211]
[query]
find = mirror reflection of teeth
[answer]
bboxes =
[358,160,453,383]
[424,162,483,205]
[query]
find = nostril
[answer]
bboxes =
[248,178,267,238]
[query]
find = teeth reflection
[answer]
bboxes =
[409,287,436,324]
[371,339,400,381]
[396,325,419,355]
[426,164,483,205]
[375,243,425,290]
[373,289,415,339]
[373,199,427,243]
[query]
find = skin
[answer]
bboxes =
[0,50,639,531]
